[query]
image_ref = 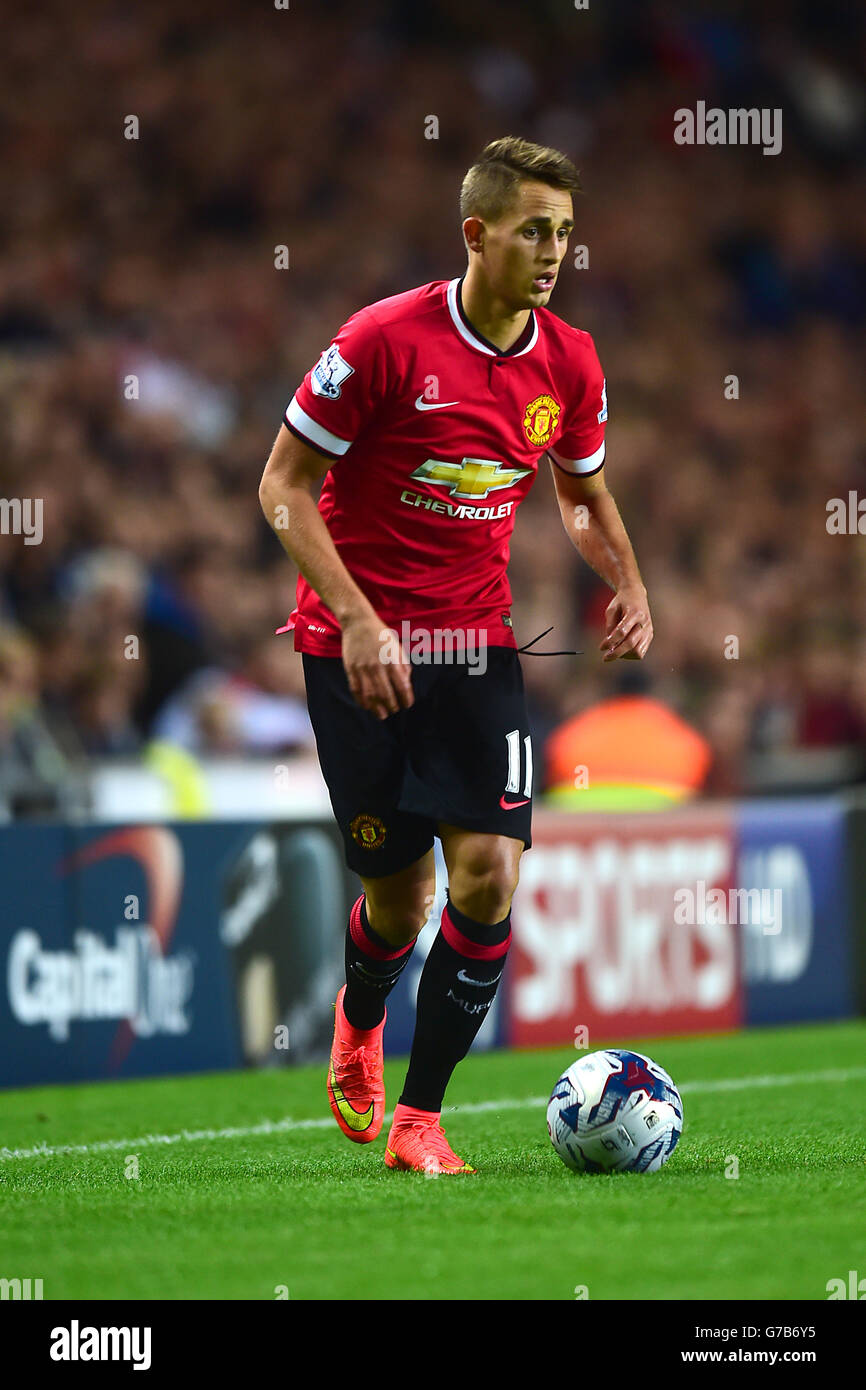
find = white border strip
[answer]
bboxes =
[549,440,606,475]
[447,278,495,355]
[286,396,352,456]
[446,278,538,358]
[2,1065,864,1163]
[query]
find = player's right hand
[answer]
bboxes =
[341,612,414,720]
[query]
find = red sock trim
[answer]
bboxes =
[440,904,511,961]
[348,895,415,961]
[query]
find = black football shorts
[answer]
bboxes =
[302,647,534,877]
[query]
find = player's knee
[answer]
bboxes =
[365,888,434,947]
[450,842,521,924]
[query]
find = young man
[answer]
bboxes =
[259,137,652,1174]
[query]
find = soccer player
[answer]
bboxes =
[259,137,653,1174]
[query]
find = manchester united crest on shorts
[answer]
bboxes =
[522,394,561,447]
[350,813,388,850]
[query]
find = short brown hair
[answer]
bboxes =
[460,136,581,223]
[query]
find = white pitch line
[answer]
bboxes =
[2,1065,865,1164]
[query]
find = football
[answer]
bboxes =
[547,1049,683,1174]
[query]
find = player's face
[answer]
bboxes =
[483,181,574,308]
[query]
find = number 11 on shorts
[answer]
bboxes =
[505,729,533,799]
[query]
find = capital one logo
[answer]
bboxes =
[6,827,192,1062]
[7,927,194,1042]
[410,457,532,500]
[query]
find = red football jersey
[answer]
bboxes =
[280,277,607,656]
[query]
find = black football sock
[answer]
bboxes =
[343,894,416,1031]
[399,893,511,1113]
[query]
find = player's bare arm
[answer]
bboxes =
[258,426,413,718]
[550,460,653,662]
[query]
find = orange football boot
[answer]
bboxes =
[384,1102,476,1175]
[326,986,386,1143]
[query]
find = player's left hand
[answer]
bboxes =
[600,585,653,661]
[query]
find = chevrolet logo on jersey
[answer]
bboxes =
[410,457,532,501]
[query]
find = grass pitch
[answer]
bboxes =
[1,1020,864,1301]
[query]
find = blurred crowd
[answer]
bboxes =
[2,0,866,815]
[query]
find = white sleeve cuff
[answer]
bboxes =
[285,396,353,457]
[548,440,606,475]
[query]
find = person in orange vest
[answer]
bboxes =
[543,668,712,809]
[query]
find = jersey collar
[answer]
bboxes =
[446,276,539,358]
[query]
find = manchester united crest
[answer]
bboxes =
[349,813,387,850]
[522,394,561,447]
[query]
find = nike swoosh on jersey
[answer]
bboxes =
[328,1059,374,1131]
[414,395,461,411]
[499,794,530,810]
[456,968,503,987]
